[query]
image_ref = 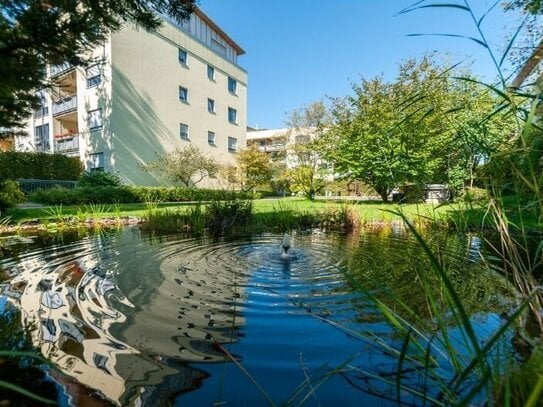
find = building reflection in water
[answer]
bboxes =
[0,231,247,405]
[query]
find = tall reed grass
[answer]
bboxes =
[352,1,543,404]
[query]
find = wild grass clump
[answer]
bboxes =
[140,208,189,235]
[346,1,543,404]
[345,213,539,406]
[206,199,253,236]
[318,205,361,232]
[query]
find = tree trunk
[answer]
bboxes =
[380,192,389,203]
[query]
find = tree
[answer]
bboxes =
[141,145,219,187]
[284,101,331,200]
[325,56,508,201]
[0,0,197,137]
[235,145,273,192]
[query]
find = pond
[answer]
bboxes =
[0,227,512,406]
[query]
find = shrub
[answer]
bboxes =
[0,180,24,212]
[0,151,82,180]
[206,199,253,235]
[78,171,123,187]
[27,185,254,205]
[461,187,489,205]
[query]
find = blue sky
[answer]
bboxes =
[199,0,520,129]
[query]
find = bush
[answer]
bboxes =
[206,199,253,235]
[27,185,255,205]
[78,171,123,187]
[0,180,24,212]
[461,187,489,205]
[0,151,82,180]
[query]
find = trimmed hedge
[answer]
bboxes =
[0,151,83,181]
[28,186,258,205]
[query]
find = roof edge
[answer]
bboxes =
[195,9,245,56]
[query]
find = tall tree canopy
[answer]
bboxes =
[325,55,513,201]
[285,101,331,199]
[0,0,197,136]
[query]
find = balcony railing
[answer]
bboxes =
[50,62,74,77]
[54,134,79,154]
[52,96,77,116]
[258,143,285,152]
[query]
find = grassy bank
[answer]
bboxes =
[3,198,446,229]
[3,197,540,234]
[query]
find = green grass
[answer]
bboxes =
[5,198,442,224]
[5,197,541,232]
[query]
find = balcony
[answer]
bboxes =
[52,96,77,116]
[54,134,79,154]
[50,62,74,77]
[258,143,285,153]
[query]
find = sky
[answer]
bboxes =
[199,0,523,129]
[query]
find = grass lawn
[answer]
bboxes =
[5,197,452,225]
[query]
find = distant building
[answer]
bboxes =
[16,9,247,187]
[246,128,289,164]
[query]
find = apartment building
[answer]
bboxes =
[16,9,247,187]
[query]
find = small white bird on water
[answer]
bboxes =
[281,233,291,259]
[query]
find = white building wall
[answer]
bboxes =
[106,20,247,187]
[17,11,247,188]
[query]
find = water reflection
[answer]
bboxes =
[0,227,515,406]
[0,231,211,405]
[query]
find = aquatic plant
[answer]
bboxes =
[84,202,110,222]
[352,0,543,404]
[347,212,538,405]
[42,204,67,225]
[206,199,253,236]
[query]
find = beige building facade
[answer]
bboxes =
[17,10,247,187]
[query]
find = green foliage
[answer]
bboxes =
[284,101,331,199]
[206,200,253,236]
[461,187,489,205]
[235,146,273,191]
[0,0,196,136]
[141,204,207,235]
[0,151,83,180]
[505,0,543,14]
[325,55,512,201]
[29,186,135,205]
[496,347,543,406]
[140,145,219,187]
[78,171,122,187]
[0,305,58,404]
[0,180,24,212]
[28,185,255,205]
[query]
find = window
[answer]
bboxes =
[88,108,102,130]
[178,48,188,65]
[179,86,188,103]
[228,136,237,152]
[34,91,49,118]
[86,64,101,88]
[34,104,49,118]
[228,77,237,94]
[208,131,216,145]
[34,123,50,152]
[207,65,215,81]
[180,123,189,140]
[211,38,227,56]
[89,152,105,172]
[228,107,237,124]
[207,98,215,113]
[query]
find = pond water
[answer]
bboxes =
[0,227,511,406]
